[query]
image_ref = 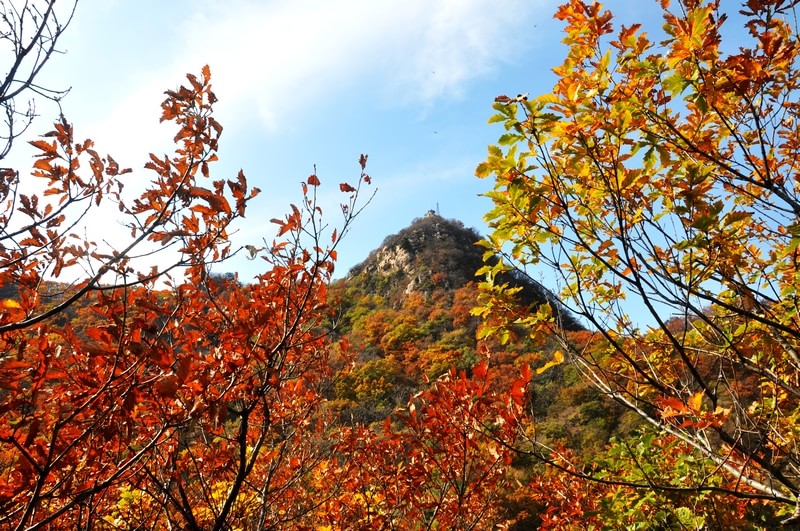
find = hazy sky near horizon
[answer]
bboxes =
[10,0,667,282]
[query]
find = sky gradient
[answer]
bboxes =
[10,0,663,282]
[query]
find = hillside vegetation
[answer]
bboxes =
[4,0,799,527]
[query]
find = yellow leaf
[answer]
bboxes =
[536,350,565,375]
[536,93,561,105]
[688,391,703,414]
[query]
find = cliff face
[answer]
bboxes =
[347,212,488,297]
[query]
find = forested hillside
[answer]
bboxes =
[328,214,608,435]
[3,0,800,528]
[0,209,631,528]
[327,213,788,528]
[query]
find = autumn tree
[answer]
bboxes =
[318,361,528,529]
[0,60,381,528]
[0,0,76,161]
[0,12,527,524]
[477,0,800,525]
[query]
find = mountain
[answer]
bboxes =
[345,211,582,329]
[327,213,604,431]
[347,211,486,296]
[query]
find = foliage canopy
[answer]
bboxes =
[478,0,800,524]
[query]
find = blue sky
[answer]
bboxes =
[10,0,666,281]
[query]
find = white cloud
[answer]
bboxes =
[166,0,540,130]
[15,0,547,163]
[22,0,545,190]
[384,0,525,105]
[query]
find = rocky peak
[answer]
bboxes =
[346,213,583,330]
[348,213,486,296]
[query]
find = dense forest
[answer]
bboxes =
[3,0,800,529]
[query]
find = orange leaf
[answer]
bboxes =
[33,159,52,172]
[29,139,56,154]
[307,174,320,186]
[659,396,690,418]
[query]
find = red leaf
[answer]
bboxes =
[473,360,488,380]
[339,183,356,193]
[156,374,179,397]
[307,174,321,186]
[520,363,532,384]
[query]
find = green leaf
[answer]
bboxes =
[498,133,519,146]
